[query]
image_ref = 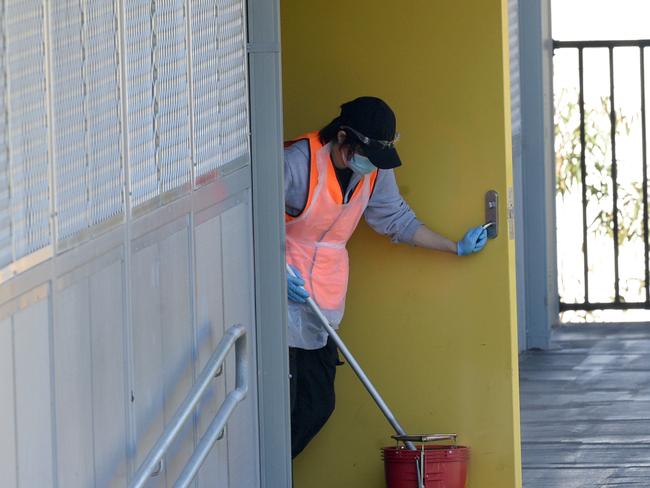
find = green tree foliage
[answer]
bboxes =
[555,88,639,243]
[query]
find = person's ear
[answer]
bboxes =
[336,130,347,145]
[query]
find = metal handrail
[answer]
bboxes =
[129,324,248,488]
[554,39,650,49]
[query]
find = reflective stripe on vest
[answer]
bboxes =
[285,132,378,321]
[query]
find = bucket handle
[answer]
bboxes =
[391,433,457,446]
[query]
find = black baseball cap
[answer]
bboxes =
[338,96,401,169]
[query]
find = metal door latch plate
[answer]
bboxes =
[485,190,498,239]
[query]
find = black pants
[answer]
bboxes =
[289,337,341,458]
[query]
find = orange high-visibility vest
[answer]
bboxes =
[285,132,377,348]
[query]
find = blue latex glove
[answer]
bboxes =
[457,226,488,256]
[287,265,310,303]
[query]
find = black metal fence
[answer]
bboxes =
[554,40,649,312]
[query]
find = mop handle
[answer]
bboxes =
[287,265,417,451]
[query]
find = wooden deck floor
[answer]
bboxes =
[519,324,650,488]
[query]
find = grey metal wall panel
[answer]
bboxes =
[13,297,54,488]
[158,226,195,483]
[215,0,249,167]
[221,199,260,488]
[50,0,87,240]
[194,214,228,488]
[191,0,250,180]
[90,259,128,488]
[51,0,123,242]
[131,221,197,487]
[0,31,10,268]
[0,317,17,488]
[509,0,521,137]
[2,1,51,263]
[124,0,158,208]
[131,241,165,487]
[190,0,222,178]
[125,0,191,210]
[1,0,262,484]
[155,0,191,195]
[54,278,96,487]
[84,1,123,230]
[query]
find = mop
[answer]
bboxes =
[287,265,457,487]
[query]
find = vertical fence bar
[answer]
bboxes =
[578,47,590,304]
[609,46,621,302]
[641,47,650,303]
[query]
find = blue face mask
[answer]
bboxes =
[347,153,376,175]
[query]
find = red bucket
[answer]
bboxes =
[382,445,469,488]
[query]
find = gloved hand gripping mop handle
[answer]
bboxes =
[286,264,417,451]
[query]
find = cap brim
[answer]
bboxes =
[367,146,402,170]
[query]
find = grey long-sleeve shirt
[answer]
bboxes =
[284,139,422,244]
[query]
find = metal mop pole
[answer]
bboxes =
[287,265,417,451]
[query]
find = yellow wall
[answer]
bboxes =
[281,1,522,486]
